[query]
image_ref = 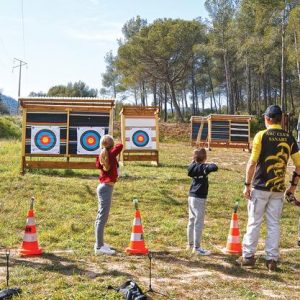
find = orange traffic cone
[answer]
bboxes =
[19,197,42,256]
[224,211,242,255]
[125,199,149,255]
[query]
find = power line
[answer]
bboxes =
[21,0,26,58]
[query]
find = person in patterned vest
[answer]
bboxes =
[237,105,300,271]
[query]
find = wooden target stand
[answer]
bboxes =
[207,114,252,151]
[120,106,159,166]
[191,114,252,151]
[190,116,208,147]
[19,97,114,174]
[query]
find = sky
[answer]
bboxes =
[0,0,208,100]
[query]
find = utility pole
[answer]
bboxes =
[13,58,27,97]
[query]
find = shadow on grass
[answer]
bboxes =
[159,189,185,206]
[151,251,285,283]
[27,168,98,180]
[3,253,133,279]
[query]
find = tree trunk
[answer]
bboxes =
[168,82,183,121]
[134,88,138,105]
[164,84,168,122]
[281,3,286,112]
[288,77,295,114]
[183,89,188,112]
[153,81,157,106]
[294,30,300,87]
[224,50,233,114]
[246,57,252,114]
[208,67,217,111]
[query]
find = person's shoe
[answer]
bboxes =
[266,259,277,272]
[236,256,256,267]
[192,247,211,256]
[94,244,116,255]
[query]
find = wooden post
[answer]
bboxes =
[109,107,114,136]
[155,112,159,166]
[20,108,27,175]
[66,108,70,162]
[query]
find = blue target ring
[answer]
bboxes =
[80,130,101,151]
[132,130,150,147]
[34,129,57,151]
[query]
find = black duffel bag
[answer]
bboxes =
[108,280,147,300]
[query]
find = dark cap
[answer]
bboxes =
[263,105,282,118]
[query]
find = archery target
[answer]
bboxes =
[129,128,153,149]
[77,127,104,154]
[31,126,60,154]
[132,130,150,147]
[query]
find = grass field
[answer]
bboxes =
[0,138,300,299]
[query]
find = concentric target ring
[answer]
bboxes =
[34,129,57,151]
[132,130,150,147]
[80,130,101,151]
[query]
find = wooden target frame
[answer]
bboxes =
[20,97,114,174]
[120,106,159,165]
[190,116,208,147]
[207,114,252,151]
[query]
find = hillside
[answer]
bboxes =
[0,94,19,115]
[0,137,299,299]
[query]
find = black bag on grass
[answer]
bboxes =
[108,280,147,300]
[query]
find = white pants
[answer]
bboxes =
[242,189,284,261]
[187,197,206,248]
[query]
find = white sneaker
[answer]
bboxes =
[94,244,116,255]
[192,247,211,256]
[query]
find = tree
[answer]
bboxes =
[101,51,125,98]
[0,90,9,114]
[117,19,206,121]
[47,81,97,97]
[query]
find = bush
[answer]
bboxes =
[0,115,22,139]
[250,116,265,137]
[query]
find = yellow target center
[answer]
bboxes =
[137,136,144,142]
[87,137,95,144]
[42,136,49,144]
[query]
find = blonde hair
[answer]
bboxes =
[99,135,114,171]
[193,148,207,163]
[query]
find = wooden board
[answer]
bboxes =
[207,114,252,150]
[20,97,115,173]
[190,116,208,147]
[120,106,159,164]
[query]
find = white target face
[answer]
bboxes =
[129,128,153,149]
[77,127,105,155]
[31,126,60,154]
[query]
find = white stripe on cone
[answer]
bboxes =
[227,235,240,243]
[130,233,144,241]
[230,220,239,228]
[133,218,141,225]
[26,217,36,226]
[23,233,38,242]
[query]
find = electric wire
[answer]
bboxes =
[21,0,26,59]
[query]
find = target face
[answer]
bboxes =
[31,126,60,154]
[80,130,101,151]
[77,127,105,155]
[34,129,57,151]
[132,130,150,147]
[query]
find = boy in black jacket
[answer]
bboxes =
[187,148,218,255]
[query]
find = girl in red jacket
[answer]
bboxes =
[95,135,123,255]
